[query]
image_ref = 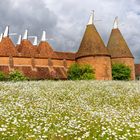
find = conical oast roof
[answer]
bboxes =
[107,28,134,58]
[76,24,110,58]
[17,30,38,57]
[0,37,18,56]
[18,40,37,57]
[16,44,22,53]
[37,41,57,58]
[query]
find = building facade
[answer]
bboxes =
[0,13,135,80]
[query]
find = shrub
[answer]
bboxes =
[8,70,28,81]
[0,71,6,81]
[112,63,131,80]
[68,64,81,80]
[68,63,95,80]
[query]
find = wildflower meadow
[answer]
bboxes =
[0,81,140,140]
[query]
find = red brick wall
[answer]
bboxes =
[35,58,48,67]
[52,59,75,68]
[0,66,9,74]
[52,59,64,66]
[6,56,73,79]
[4,56,75,69]
[13,57,32,66]
[76,56,112,80]
[66,60,75,68]
[1,56,135,80]
[0,57,9,65]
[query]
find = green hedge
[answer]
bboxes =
[8,70,28,81]
[0,70,28,81]
[0,71,6,81]
[112,63,131,80]
[68,63,95,80]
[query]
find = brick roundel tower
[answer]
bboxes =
[76,12,112,80]
[107,17,135,80]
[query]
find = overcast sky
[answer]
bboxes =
[0,0,140,62]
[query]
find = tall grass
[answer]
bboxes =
[0,81,140,139]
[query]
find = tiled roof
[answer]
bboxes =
[17,40,38,57]
[54,51,76,60]
[37,41,57,58]
[107,29,134,58]
[76,25,110,59]
[0,37,18,56]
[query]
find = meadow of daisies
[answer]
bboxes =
[0,81,140,140]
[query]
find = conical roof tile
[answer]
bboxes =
[107,28,134,58]
[18,39,37,57]
[76,24,110,58]
[38,41,57,58]
[0,37,18,56]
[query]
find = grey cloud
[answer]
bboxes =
[0,0,58,46]
[0,0,140,62]
[46,0,140,61]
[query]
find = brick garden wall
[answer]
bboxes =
[0,56,76,79]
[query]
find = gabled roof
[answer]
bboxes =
[18,40,37,57]
[76,24,110,59]
[37,41,57,58]
[0,37,18,56]
[107,28,134,58]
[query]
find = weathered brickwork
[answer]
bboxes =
[76,56,112,80]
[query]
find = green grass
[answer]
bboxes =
[0,81,140,140]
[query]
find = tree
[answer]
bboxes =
[68,63,95,80]
[112,63,131,80]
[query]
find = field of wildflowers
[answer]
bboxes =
[0,81,140,140]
